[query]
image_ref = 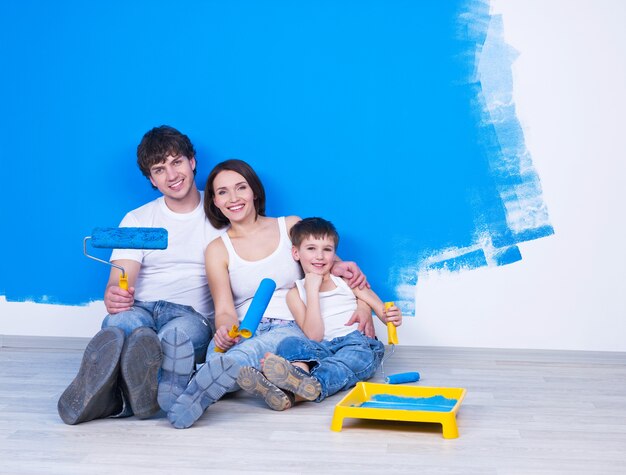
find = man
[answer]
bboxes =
[58,125,372,425]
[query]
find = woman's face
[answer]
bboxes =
[212,169,256,223]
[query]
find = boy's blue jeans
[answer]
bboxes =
[101,300,214,363]
[276,330,385,401]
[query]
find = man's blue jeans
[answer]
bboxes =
[276,330,385,401]
[102,301,213,363]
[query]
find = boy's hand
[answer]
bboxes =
[304,272,323,291]
[384,304,402,327]
[331,261,370,289]
[104,285,135,314]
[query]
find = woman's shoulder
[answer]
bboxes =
[205,234,228,258]
[284,215,302,231]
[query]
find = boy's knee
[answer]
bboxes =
[275,337,298,356]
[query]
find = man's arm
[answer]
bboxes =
[331,258,369,289]
[104,259,141,314]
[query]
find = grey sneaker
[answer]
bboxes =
[262,353,321,401]
[120,327,162,419]
[237,366,294,411]
[167,354,240,429]
[158,328,196,412]
[57,327,125,425]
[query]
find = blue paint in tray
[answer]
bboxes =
[359,394,458,412]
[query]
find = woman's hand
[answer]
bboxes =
[345,300,376,337]
[213,324,240,351]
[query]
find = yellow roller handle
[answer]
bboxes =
[119,273,128,291]
[384,301,398,345]
[214,325,241,353]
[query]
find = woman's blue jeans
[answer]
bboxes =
[205,319,306,392]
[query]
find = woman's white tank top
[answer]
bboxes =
[221,216,303,321]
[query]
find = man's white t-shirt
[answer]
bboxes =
[110,192,224,318]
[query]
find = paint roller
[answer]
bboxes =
[83,227,168,290]
[215,278,276,352]
[380,301,420,384]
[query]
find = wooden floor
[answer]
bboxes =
[1,342,625,475]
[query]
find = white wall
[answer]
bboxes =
[2,0,625,351]
[382,0,626,352]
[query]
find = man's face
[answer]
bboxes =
[149,154,196,203]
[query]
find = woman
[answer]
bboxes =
[166,159,371,429]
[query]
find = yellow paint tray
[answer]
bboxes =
[330,382,466,438]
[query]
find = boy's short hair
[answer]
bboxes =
[290,217,340,248]
[136,125,197,183]
[204,159,267,229]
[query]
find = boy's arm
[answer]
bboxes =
[352,285,402,327]
[352,286,385,321]
[286,280,325,341]
[286,287,306,327]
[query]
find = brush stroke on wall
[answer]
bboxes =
[0,0,552,314]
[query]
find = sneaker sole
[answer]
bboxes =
[158,328,195,412]
[237,366,292,411]
[167,355,239,429]
[121,327,162,419]
[263,353,321,401]
[57,327,125,425]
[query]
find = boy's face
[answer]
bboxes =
[292,235,337,275]
[149,154,197,203]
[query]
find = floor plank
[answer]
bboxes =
[1,344,625,474]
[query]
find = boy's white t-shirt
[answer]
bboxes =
[295,274,359,341]
[110,192,224,318]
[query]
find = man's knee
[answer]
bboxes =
[101,310,153,336]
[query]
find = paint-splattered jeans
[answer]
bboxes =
[101,300,213,363]
[276,330,385,402]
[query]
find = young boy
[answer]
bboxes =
[237,217,402,410]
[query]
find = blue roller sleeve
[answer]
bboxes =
[239,278,277,338]
[385,372,421,384]
[91,227,168,249]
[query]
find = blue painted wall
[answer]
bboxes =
[0,0,552,310]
